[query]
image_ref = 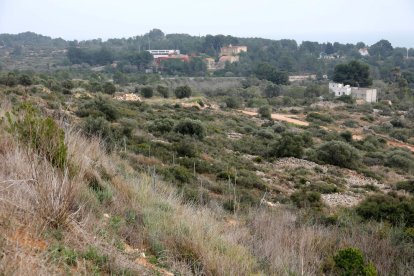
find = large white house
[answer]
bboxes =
[329,82,377,103]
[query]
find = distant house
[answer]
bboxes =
[204,57,216,70]
[204,44,247,71]
[216,55,240,69]
[220,45,247,56]
[351,87,377,103]
[329,82,377,103]
[319,52,340,60]
[329,82,352,97]
[147,49,181,59]
[146,49,190,67]
[358,48,370,56]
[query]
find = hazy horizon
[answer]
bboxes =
[1,0,413,48]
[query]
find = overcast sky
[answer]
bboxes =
[0,0,413,47]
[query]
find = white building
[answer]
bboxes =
[329,82,352,97]
[351,87,377,103]
[329,82,377,103]
[147,49,180,59]
[358,48,370,56]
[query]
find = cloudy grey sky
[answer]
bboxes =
[1,0,413,47]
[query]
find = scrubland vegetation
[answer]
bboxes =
[1,31,414,275]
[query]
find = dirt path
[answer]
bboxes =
[240,110,309,126]
[388,140,414,153]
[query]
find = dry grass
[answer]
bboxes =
[245,208,414,275]
[1,99,412,275]
[0,118,260,275]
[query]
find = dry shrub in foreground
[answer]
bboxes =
[246,208,414,275]
[0,137,78,229]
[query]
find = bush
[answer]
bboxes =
[6,103,67,169]
[156,85,169,98]
[344,120,359,128]
[395,179,414,194]
[340,131,353,142]
[290,190,322,208]
[272,122,286,133]
[385,149,414,173]
[264,84,281,98]
[337,95,355,104]
[76,97,119,121]
[309,181,339,194]
[164,165,193,184]
[174,85,192,99]
[83,116,113,143]
[174,119,205,139]
[331,247,377,276]
[174,138,198,158]
[316,141,360,169]
[356,194,414,226]
[148,118,175,134]
[306,112,333,124]
[390,129,409,142]
[19,74,33,86]
[225,97,242,109]
[258,105,271,119]
[102,82,116,94]
[270,133,304,158]
[141,86,154,98]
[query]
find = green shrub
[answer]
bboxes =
[258,105,271,119]
[82,246,109,271]
[83,116,114,143]
[19,74,33,86]
[272,122,286,133]
[102,82,116,94]
[290,190,323,208]
[148,118,175,134]
[157,85,169,98]
[309,181,339,194]
[6,103,67,169]
[174,119,205,139]
[337,95,355,104]
[340,131,353,142]
[76,97,119,121]
[343,120,359,128]
[356,194,414,226]
[385,149,414,173]
[163,165,194,184]
[363,152,385,166]
[331,247,377,276]
[62,80,74,90]
[50,244,78,266]
[395,179,414,194]
[390,129,409,142]
[306,112,333,124]
[174,138,199,158]
[270,133,305,158]
[174,85,192,99]
[316,141,360,169]
[225,97,242,109]
[141,86,154,98]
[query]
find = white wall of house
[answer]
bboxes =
[329,82,352,96]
